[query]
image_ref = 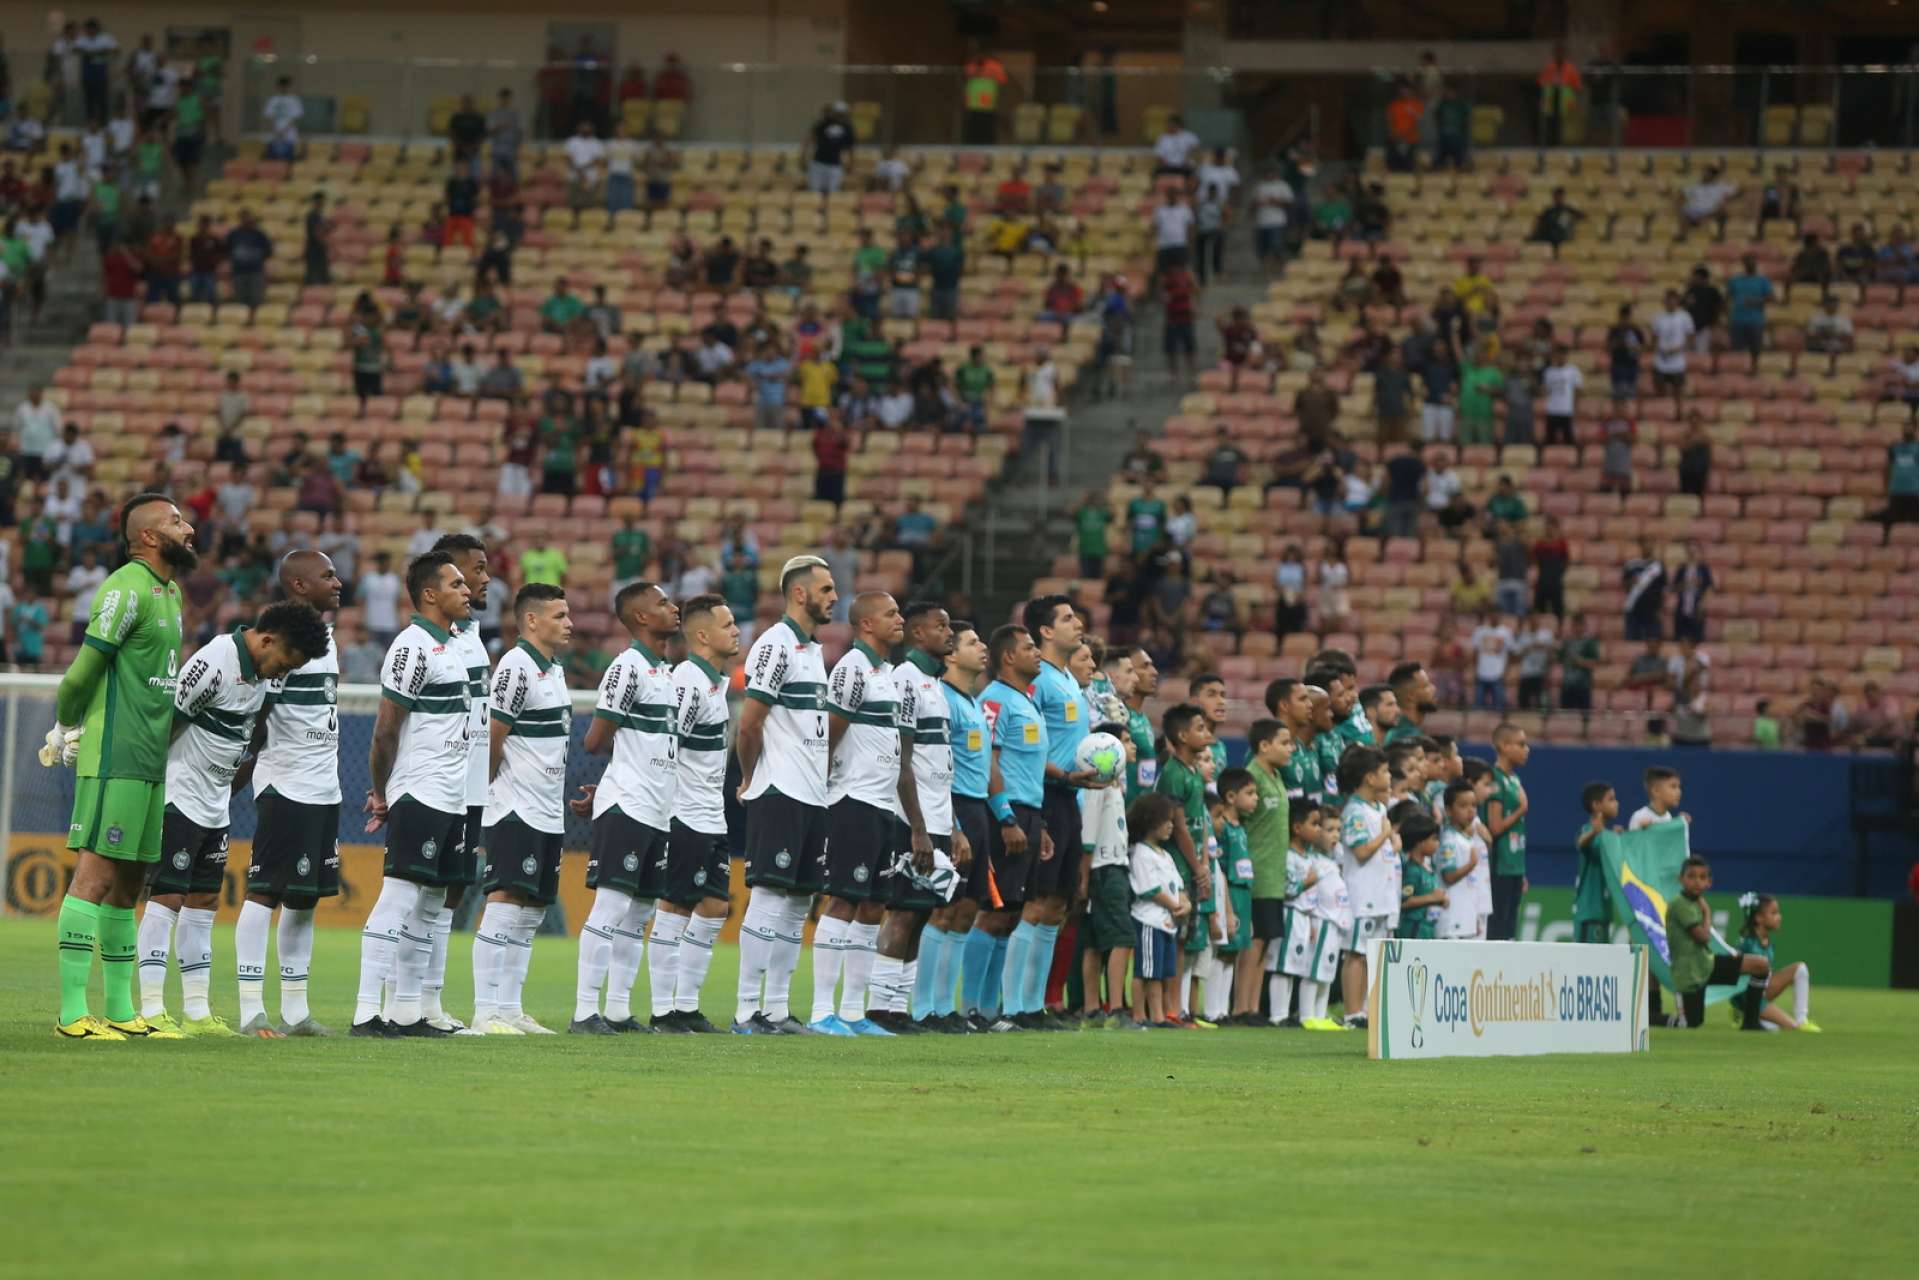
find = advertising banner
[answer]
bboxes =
[1366,938,1649,1060]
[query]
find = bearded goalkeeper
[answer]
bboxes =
[48,493,196,1041]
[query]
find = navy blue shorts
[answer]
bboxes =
[1134,922,1178,980]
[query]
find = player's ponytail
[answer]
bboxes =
[1738,891,1772,939]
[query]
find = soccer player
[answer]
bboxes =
[1266,677,1324,803]
[1305,664,1352,791]
[140,602,328,1037]
[49,492,195,1041]
[922,619,989,1029]
[1120,645,1158,801]
[1156,702,1215,1023]
[1358,683,1400,743]
[353,551,473,1037]
[1383,661,1437,744]
[812,590,907,1036]
[1310,646,1370,746]
[648,592,741,1033]
[470,583,573,1034]
[969,623,1048,1031]
[1484,722,1531,940]
[866,601,967,1035]
[1019,595,1105,1027]
[420,532,494,1031]
[1188,671,1231,775]
[571,582,680,1033]
[734,555,837,1034]
[1336,745,1400,1029]
[237,551,346,1037]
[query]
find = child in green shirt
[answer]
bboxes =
[1665,856,1770,1030]
[1243,718,1295,978]
[1572,781,1619,943]
[1735,893,1820,1032]
[1394,814,1444,939]
[1751,699,1782,749]
[1154,703,1214,1022]
[1215,768,1262,1022]
[1484,722,1531,940]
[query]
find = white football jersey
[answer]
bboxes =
[1434,825,1478,938]
[450,619,492,809]
[671,655,730,836]
[252,625,340,806]
[1306,853,1351,929]
[893,651,952,836]
[740,616,829,807]
[168,631,268,829]
[379,615,472,816]
[590,641,678,826]
[826,641,902,812]
[483,640,571,834]
[1469,829,1493,916]
[1338,796,1401,922]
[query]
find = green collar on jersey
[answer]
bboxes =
[516,637,558,671]
[904,647,942,676]
[779,614,814,644]
[855,638,889,667]
[632,637,669,667]
[229,624,258,681]
[409,613,451,644]
[126,555,168,587]
[688,653,723,683]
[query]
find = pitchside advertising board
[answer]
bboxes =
[1366,939,1650,1060]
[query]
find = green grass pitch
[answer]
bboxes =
[1,916,1915,1278]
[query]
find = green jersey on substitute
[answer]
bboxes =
[69,558,185,861]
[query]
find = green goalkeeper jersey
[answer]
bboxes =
[76,559,184,783]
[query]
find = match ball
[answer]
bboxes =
[1076,732,1125,785]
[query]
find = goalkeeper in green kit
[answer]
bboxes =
[46,494,195,1040]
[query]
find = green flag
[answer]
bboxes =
[1594,822,1746,1003]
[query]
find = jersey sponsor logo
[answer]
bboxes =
[1065,700,1079,722]
[1022,721,1040,745]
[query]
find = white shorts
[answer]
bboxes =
[1420,404,1455,442]
[1283,910,1344,984]
[807,161,845,194]
[1347,913,1392,955]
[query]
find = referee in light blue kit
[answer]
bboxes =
[916,620,992,1031]
[969,623,1048,1030]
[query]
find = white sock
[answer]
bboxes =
[1793,964,1810,1024]
[838,921,881,1022]
[574,889,627,1021]
[421,897,453,1020]
[1299,979,1324,1022]
[499,904,543,1018]
[764,894,811,1023]
[648,912,687,1017]
[604,895,654,1022]
[1178,962,1195,1014]
[137,902,178,1018]
[810,916,851,1022]
[1317,980,1334,1021]
[278,907,315,1025]
[1268,973,1295,1024]
[677,912,724,1012]
[389,885,445,1026]
[735,887,783,1023]
[1203,949,1232,1022]
[871,955,909,1013]
[471,901,517,1025]
[356,877,422,1024]
[178,907,216,1020]
[235,900,272,1025]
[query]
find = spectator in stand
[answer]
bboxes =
[1090,276,1134,401]
[185,214,224,307]
[1804,294,1854,361]
[1598,396,1637,494]
[1836,223,1876,295]
[1649,289,1695,412]
[1074,491,1111,579]
[1193,183,1227,284]
[1202,427,1247,498]
[214,460,255,529]
[1253,164,1293,267]
[224,209,272,319]
[1161,263,1198,380]
[1622,537,1667,641]
[1531,514,1569,618]
[1120,432,1166,484]
[1605,303,1645,401]
[1682,265,1724,355]
[64,547,107,644]
[262,75,303,159]
[1540,344,1581,446]
[1492,520,1530,615]
[1878,224,1919,284]
[1372,346,1412,445]
[812,415,851,505]
[1384,80,1423,173]
[1787,232,1832,302]
[1676,409,1712,497]
[993,163,1032,216]
[14,386,60,481]
[1380,441,1425,540]
[1888,421,1919,526]
[1456,344,1503,446]
[1854,682,1905,748]
[1469,606,1514,709]
[1417,338,1459,444]
[346,297,390,417]
[1431,81,1469,170]
[1371,254,1407,309]
[1484,473,1527,531]
[653,53,693,104]
[1529,186,1585,256]
[1272,545,1309,637]
[1502,350,1537,447]
[539,275,589,344]
[1216,305,1261,390]
[1557,614,1599,710]
[1537,43,1582,145]
[485,87,524,179]
[1315,544,1349,628]
[300,194,333,285]
[11,589,47,666]
[1671,541,1714,642]
[1151,114,1202,180]
[1294,368,1340,449]
[1679,165,1738,239]
[100,235,141,328]
[563,120,606,230]
[1151,189,1194,284]
[295,454,343,518]
[1725,253,1773,372]
[1515,614,1555,709]
[47,421,94,487]
[804,101,855,196]
[1353,182,1392,242]
[1795,677,1849,750]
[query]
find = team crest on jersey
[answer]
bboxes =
[422,838,438,860]
[521,855,539,875]
[622,853,639,872]
[106,824,124,845]
[324,676,337,704]
[693,869,707,886]
[774,850,792,869]
[171,850,190,870]
[297,855,312,876]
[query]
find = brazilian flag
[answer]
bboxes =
[1594,822,1748,1004]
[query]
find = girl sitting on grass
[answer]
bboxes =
[1736,893,1822,1033]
